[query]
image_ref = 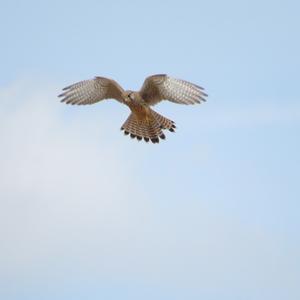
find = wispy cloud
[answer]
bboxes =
[196,100,300,130]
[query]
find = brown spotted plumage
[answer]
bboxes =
[59,74,207,143]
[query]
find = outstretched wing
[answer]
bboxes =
[139,74,207,106]
[58,77,125,105]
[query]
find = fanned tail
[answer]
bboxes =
[120,109,175,144]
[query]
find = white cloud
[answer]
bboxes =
[0,80,151,275]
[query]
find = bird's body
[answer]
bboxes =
[59,74,207,143]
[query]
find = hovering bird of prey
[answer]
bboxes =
[59,74,207,143]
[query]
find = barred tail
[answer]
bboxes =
[120,109,176,144]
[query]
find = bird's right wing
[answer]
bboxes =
[58,77,125,105]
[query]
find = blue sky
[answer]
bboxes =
[1,0,299,299]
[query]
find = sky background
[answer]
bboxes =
[1,0,300,299]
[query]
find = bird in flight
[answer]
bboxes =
[58,74,207,143]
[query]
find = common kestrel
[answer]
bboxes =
[58,74,207,143]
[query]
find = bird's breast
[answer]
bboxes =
[128,101,151,121]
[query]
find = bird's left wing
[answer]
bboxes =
[59,77,125,105]
[139,74,207,106]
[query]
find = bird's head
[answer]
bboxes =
[123,90,135,103]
